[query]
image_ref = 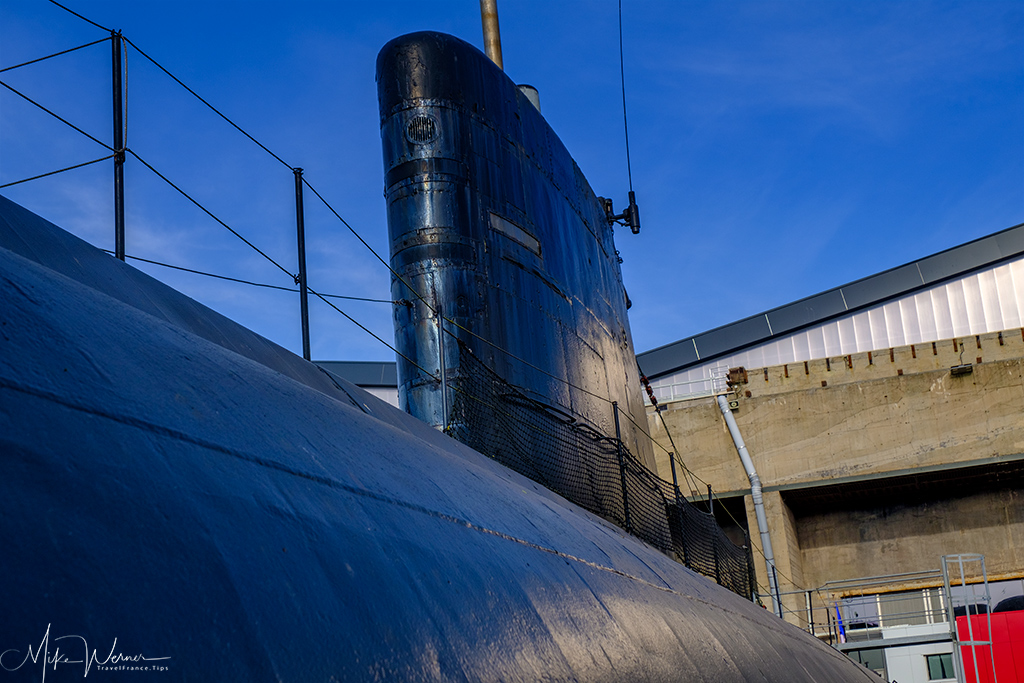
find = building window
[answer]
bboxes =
[848,648,885,676]
[926,653,954,680]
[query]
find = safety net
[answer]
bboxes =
[446,340,755,599]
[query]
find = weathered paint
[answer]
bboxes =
[377,32,655,469]
[0,195,880,680]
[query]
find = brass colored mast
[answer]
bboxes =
[479,0,503,69]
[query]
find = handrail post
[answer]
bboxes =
[746,537,757,602]
[667,450,679,492]
[437,303,448,431]
[613,401,632,531]
[111,30,125,261]
[293,168,310,360]
[713,541,721,586]
[675,495,689,565]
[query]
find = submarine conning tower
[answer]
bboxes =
[376,31,654,470]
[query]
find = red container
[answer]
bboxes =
[957,611,1024,683]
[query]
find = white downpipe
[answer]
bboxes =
[716,394,783,618]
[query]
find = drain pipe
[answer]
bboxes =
[716,394,783,618]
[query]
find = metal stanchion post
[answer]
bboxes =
[293,168,310,360]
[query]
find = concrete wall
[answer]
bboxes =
[651,329,1024,493]
[648,329,1024,624]
[798,488,1023,588]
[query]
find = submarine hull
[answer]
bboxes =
[0,195,880,681]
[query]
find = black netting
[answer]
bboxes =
[446,340,755,599]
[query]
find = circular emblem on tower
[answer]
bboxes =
[405,114,439,144]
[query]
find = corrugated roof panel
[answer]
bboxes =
[994,227,1024,256]
[840,263,923,310]
[638,222,1024,379]
[647,256,1024,397]
[637,338,699,374]
[693,315,772,361]
[918,237,1006,284]
[767,290,847,335]
[317,360,398,387]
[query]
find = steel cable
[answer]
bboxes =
[308,287,439,381]
[111,252,404,304]
[0,79,112,150]
[618,0,634,191]
[125,147,295,280]
[0,154,115,189]
[121,36,292,171]
[0,36,111,74]
[300,177,434,306]
[46,0,111,32]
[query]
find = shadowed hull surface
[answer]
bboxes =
[0,196,878,681]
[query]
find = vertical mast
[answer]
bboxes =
[479,0,503,70]
[111,30,125,261]
[293,168,311,361]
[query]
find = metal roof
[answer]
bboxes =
[316,360,398,387]
[636,222,1024,380]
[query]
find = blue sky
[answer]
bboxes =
[1,0,1021,362]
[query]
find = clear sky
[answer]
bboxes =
[1,0,1021,363]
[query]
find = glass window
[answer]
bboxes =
[850,648,886,675]
[878,590,928,626]
[841,595,880,629]
[926,653,954,680]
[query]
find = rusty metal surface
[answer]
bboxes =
[377,31,654,468]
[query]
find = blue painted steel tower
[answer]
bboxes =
[377,32,654,470]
